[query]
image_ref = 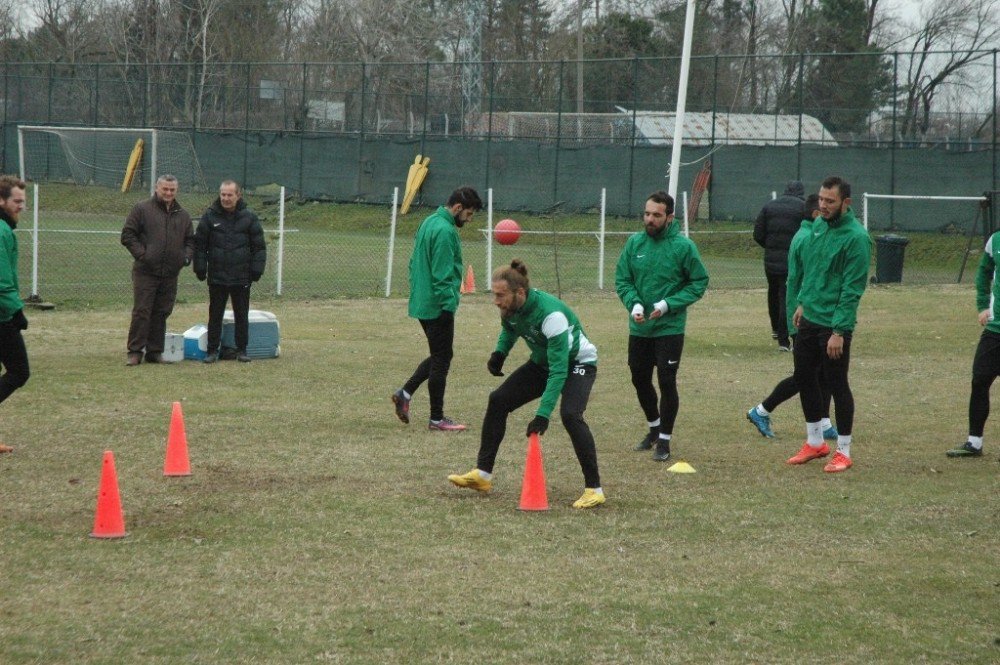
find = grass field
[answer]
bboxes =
[16,183,984,307]
[1,285,997,663]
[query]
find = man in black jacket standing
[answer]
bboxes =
[753,180,805,351]
[193,180,266,363]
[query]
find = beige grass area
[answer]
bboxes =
[1,284,997,663]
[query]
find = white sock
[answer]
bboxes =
[477,469,492,480]
[968,436,983,450]
[821,417,833,430]
[756,404,770,417]
[837,435,852,457]
[659,433,671,441]
[402,389,412,400]
[806,422,823,446]
[589,487,604,495]
[648,418,661,428]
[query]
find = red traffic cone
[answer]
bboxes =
[163,401,191,477]
[90,450,127,538]
[460,264,476,294]
[518,433,549,511]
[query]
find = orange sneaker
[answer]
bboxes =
[823,451,853,473]
[0,443,13,453]
[786,442,830,465]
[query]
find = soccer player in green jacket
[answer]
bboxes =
[0,175,29,454]
[788,176,871,473]
[392,187,482,431]
[946,228,1000,458]
[448,259,605,509]
[615,191,709,462]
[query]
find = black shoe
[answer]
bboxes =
[203,352,218,364]
[946,442,983,457]
[126,352,142,366]
[144,352,163,364]
[634,431,657,451]
[237,352,251,363]
[652,440,671,462]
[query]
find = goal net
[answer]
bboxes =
[18,125,207,194]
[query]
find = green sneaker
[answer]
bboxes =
[946,442,983,458]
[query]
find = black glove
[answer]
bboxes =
[195,271,207,281]
[438,309,454,323]
[251,271,262,282]
[487,351,506,377]
[11,309,27,331]
[526,415,549,437]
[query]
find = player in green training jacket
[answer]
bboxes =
[448,259,606,509]
[946,229,1000,458]
[0,175,29,454]
[787,176,871,473]
[391,187,482,432]
[615,190,709,462]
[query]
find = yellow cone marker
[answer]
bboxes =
[668,461,696,474]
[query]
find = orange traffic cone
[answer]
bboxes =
[90,450,127,538]
[518,433,549,511]
[163,401,191,477]
[460,264,476,294]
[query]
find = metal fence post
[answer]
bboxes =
[627,57,639,217]
[797,53,804,176]
[554,60,564,205]
[890,52,898,227]
[244,64,251,186]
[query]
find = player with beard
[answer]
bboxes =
[787,176,871,473]
[0,175,29,453]
[615,190,709,462]
[447,259,605,509]
[392,186,482,431]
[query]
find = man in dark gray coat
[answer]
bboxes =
[753,180,805,351]
[193,180,266,363]
[121,174,195,366]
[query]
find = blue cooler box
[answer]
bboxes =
[183,324,209,360]
[221,310,280,359]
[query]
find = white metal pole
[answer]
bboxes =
[17,127,26,180]
[682,190,690,238]
[598,188,606,289]
[486,188,494,285]
[386,187,399,297]
[31,184,39,297]
[149,130,158,197]
[667,0,697,200]
[277,186,286,296]
[862,193,869,231]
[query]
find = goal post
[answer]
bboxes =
[17,125,207,195]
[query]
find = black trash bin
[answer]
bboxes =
[875,234,910,283]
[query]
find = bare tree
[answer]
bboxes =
[896,0,1000,139]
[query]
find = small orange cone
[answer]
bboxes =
[90,451,127,538]
[460,264,476,294]
[163,401,191,477]
[518,433,549,511]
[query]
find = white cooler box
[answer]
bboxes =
[221,310,280,359]
[163,332,185,363]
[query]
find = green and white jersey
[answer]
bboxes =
[494,288,597,419]
[976,231,1000,334]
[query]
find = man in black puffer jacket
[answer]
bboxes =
[193,180,266,363]
[753,180,805,350]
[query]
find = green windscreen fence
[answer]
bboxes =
[4,124,994,231]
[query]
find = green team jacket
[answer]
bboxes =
[408,206,463,319]
[784,218,814,334]
[975,231,1000,334]
[614,219,709,337]
[0,213,23,323]
[494,288,598,420]
[794,207,871,333]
